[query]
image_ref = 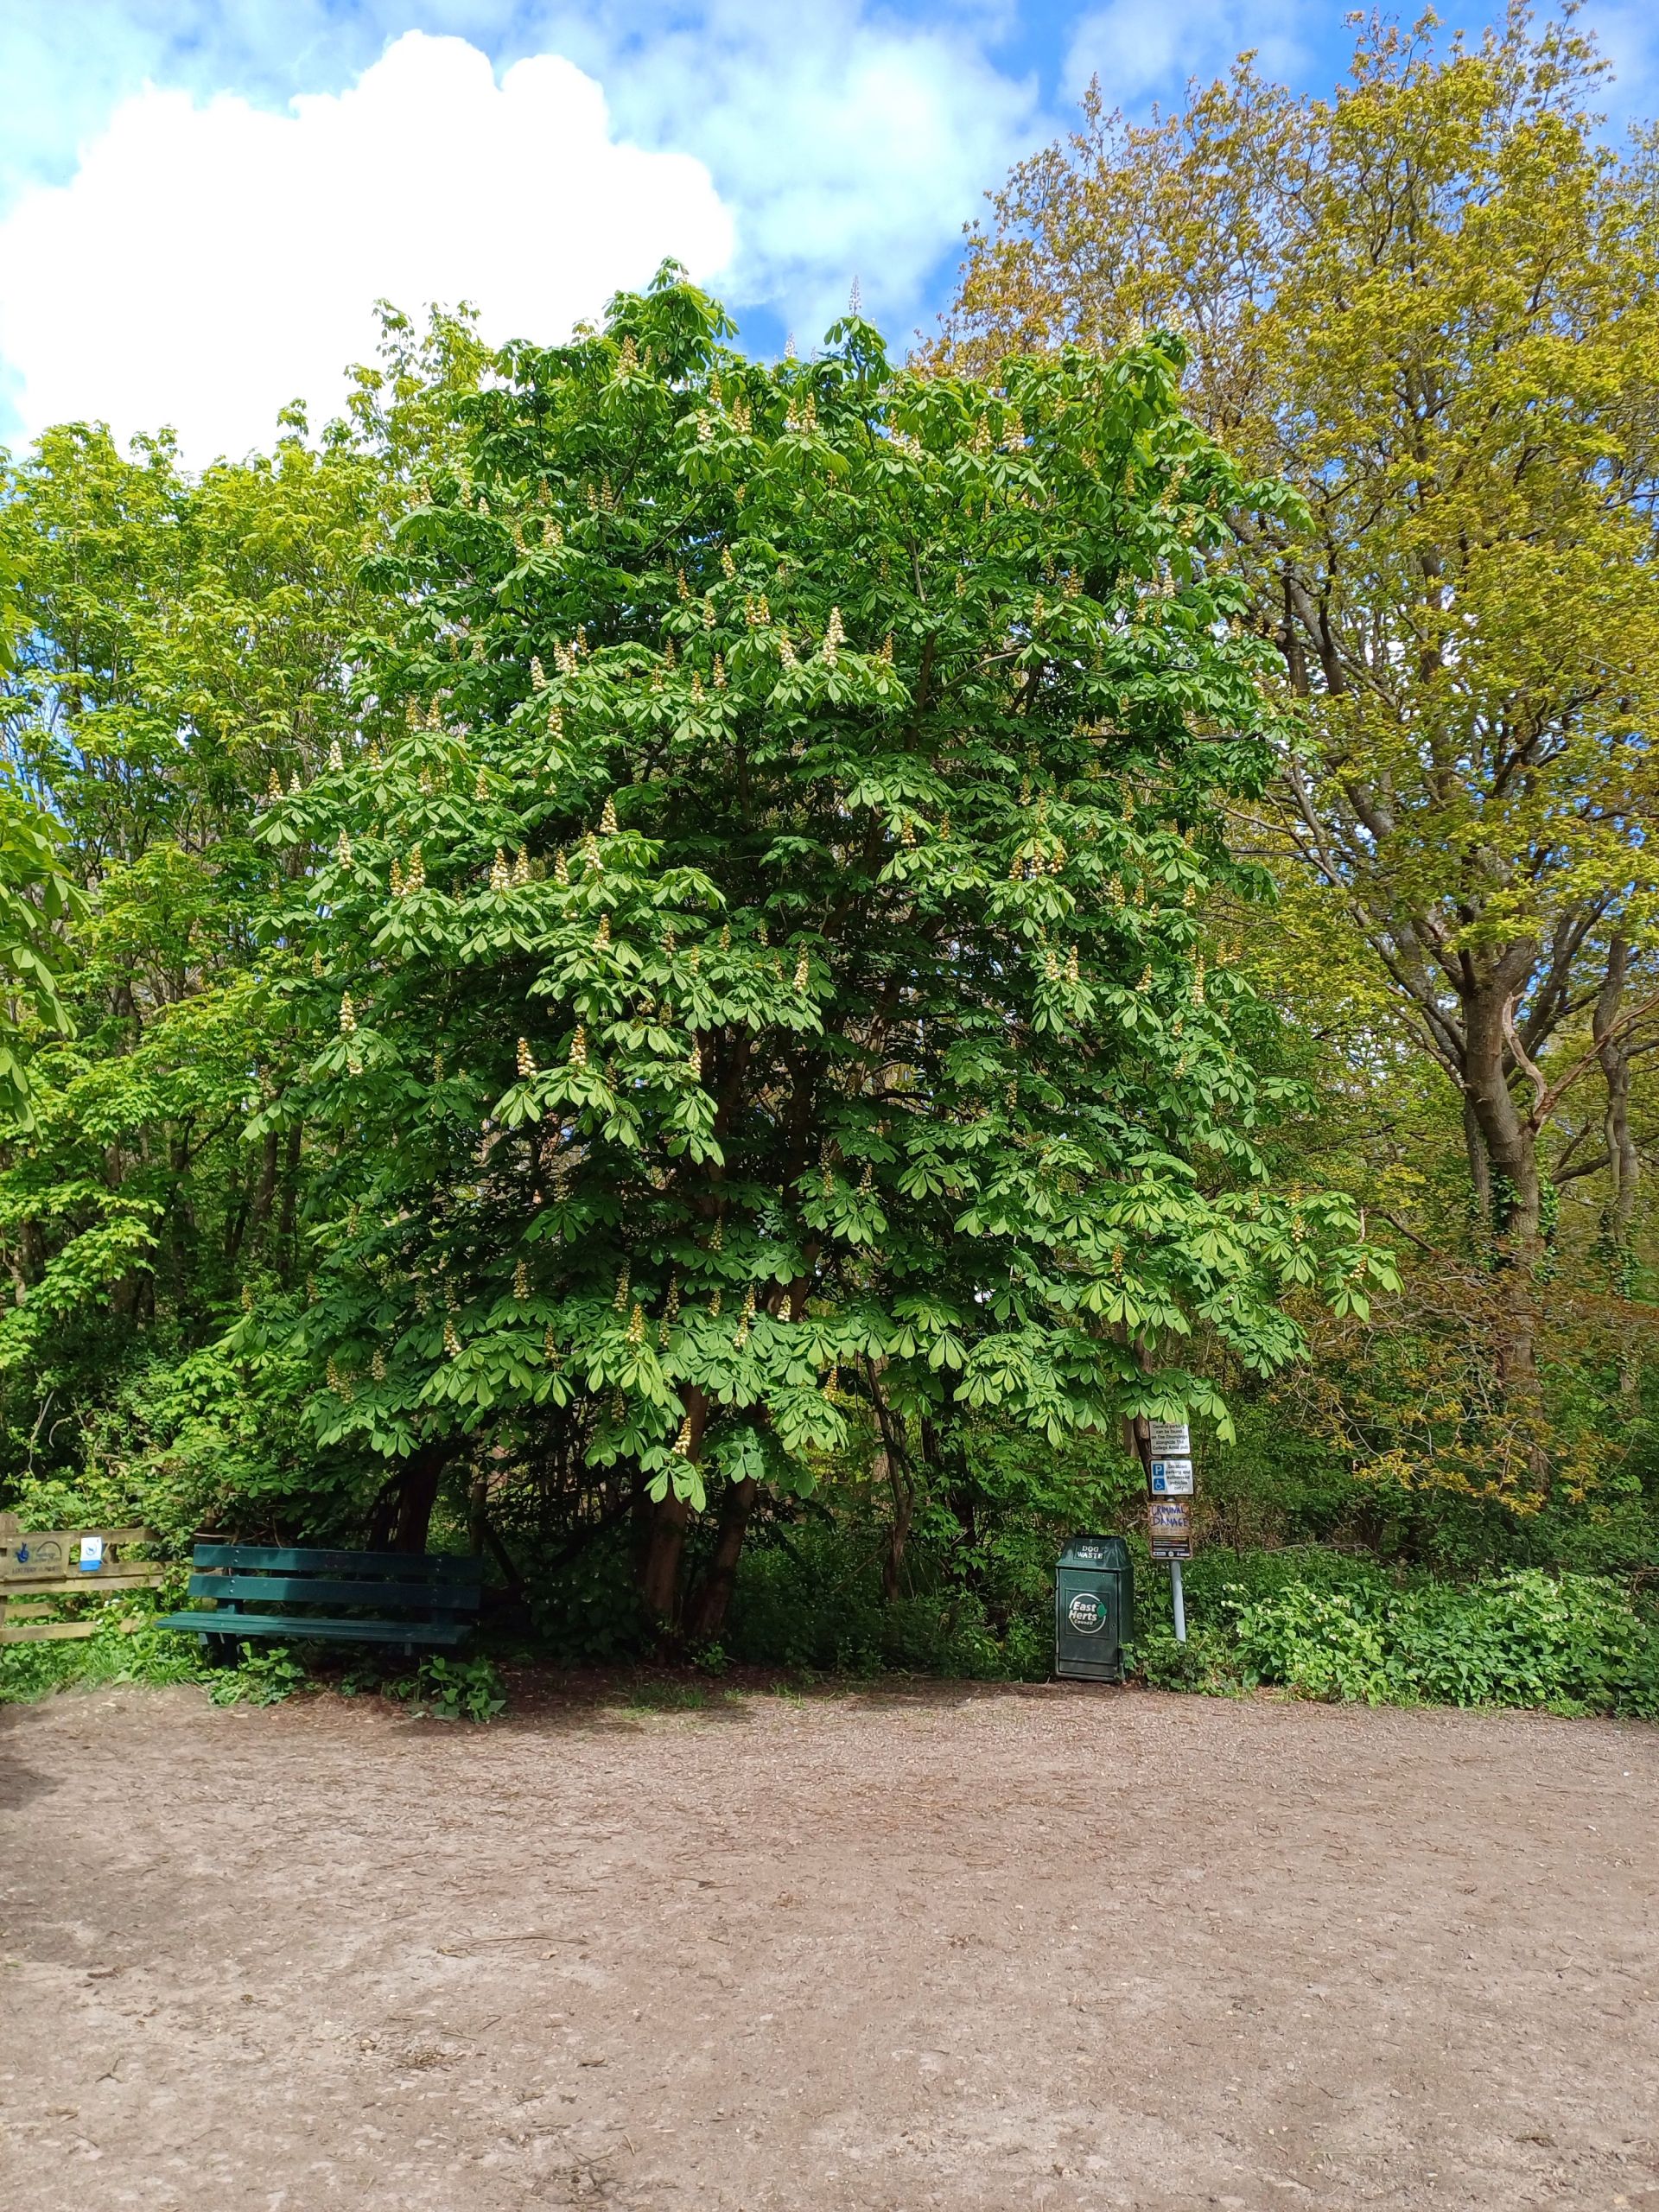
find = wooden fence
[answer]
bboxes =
[0,1514,164,1643]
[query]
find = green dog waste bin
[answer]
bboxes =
[1055,1535,1132,1681]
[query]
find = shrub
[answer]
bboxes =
[387,1653,507,1723]
[1224,1568,1659,1715]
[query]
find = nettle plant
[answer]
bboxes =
[253,271,1390,1616]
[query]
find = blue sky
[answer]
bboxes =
[2,2,1655,462]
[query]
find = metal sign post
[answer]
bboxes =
[1147,1421,1194,1643]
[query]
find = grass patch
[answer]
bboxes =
[0,1611,209,1705]
[621,1680,739,1713]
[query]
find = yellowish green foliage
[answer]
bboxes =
[944,8,1659,1507]
[945,8,1659,1252]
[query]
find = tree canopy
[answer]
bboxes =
[240,273,1385,1620]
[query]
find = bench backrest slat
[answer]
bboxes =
[192,1542,481,1586]
[188,1571,480,1614]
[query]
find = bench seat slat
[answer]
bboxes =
[157,1611,471,1646]
[191,1543,480,1585]
[187,1573,479,1613]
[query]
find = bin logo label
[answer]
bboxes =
[1066,1590,1104,1635]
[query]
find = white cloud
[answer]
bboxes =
[0,31,734,462]
[1063,0,1315,109]
[0,5,1049,452]
[532,0,1041,340]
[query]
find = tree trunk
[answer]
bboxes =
[223,1148,257,1272]
[1468,969,1548,1327]
[880,1453,915,1605]
[276,1121,302,1282]
[251,1127,280,1231]
[863,1356,914,1602]
[1458,973,1548,1437]
[367,1440,453,1553]
[1461,1096,1493,1243]
[1126,1409,1153,1483]
[1595,936,1639,1255]
[1460,976,1541,1258]
[630,1470,656,1582]
[639,1491,690,1623]
[1595,936,1641,1394]
[637,1389,707,1625]
[166,1128,197,1302]
[683,1477,757,1642]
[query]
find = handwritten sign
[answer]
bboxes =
[1148,1497,1193,1560]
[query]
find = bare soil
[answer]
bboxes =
[2,1675,1656,2210]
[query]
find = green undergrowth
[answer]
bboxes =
[724,1524,1659,1717]
[1203,1568,1659,1715]
[4,1549,1654,1723]
[386,1654,508,1722]
[0,1609,210,1704]
[0,1609,508,1721]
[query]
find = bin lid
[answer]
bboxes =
[1058,1534,1130,1572]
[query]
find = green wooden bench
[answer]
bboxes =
[159,1542,484,1662]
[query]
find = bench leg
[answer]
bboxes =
[203,1633,240,1669]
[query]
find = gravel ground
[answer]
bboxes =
[2,1675,1656,2210]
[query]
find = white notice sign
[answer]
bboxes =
[1148,1421,1191,1460]
[78,1535,105,1573]
[1150,1460,1194,1497]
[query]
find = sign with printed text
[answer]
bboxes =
[1150,1459,1193,1497]
[1148,1497,1193,1560]
[1147,1421,1192,1460]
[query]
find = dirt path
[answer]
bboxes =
[2,1678,1656,2209]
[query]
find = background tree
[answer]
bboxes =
[942,7,1659,1498]
[0,327,471,1525]
[0,541,83,1132]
